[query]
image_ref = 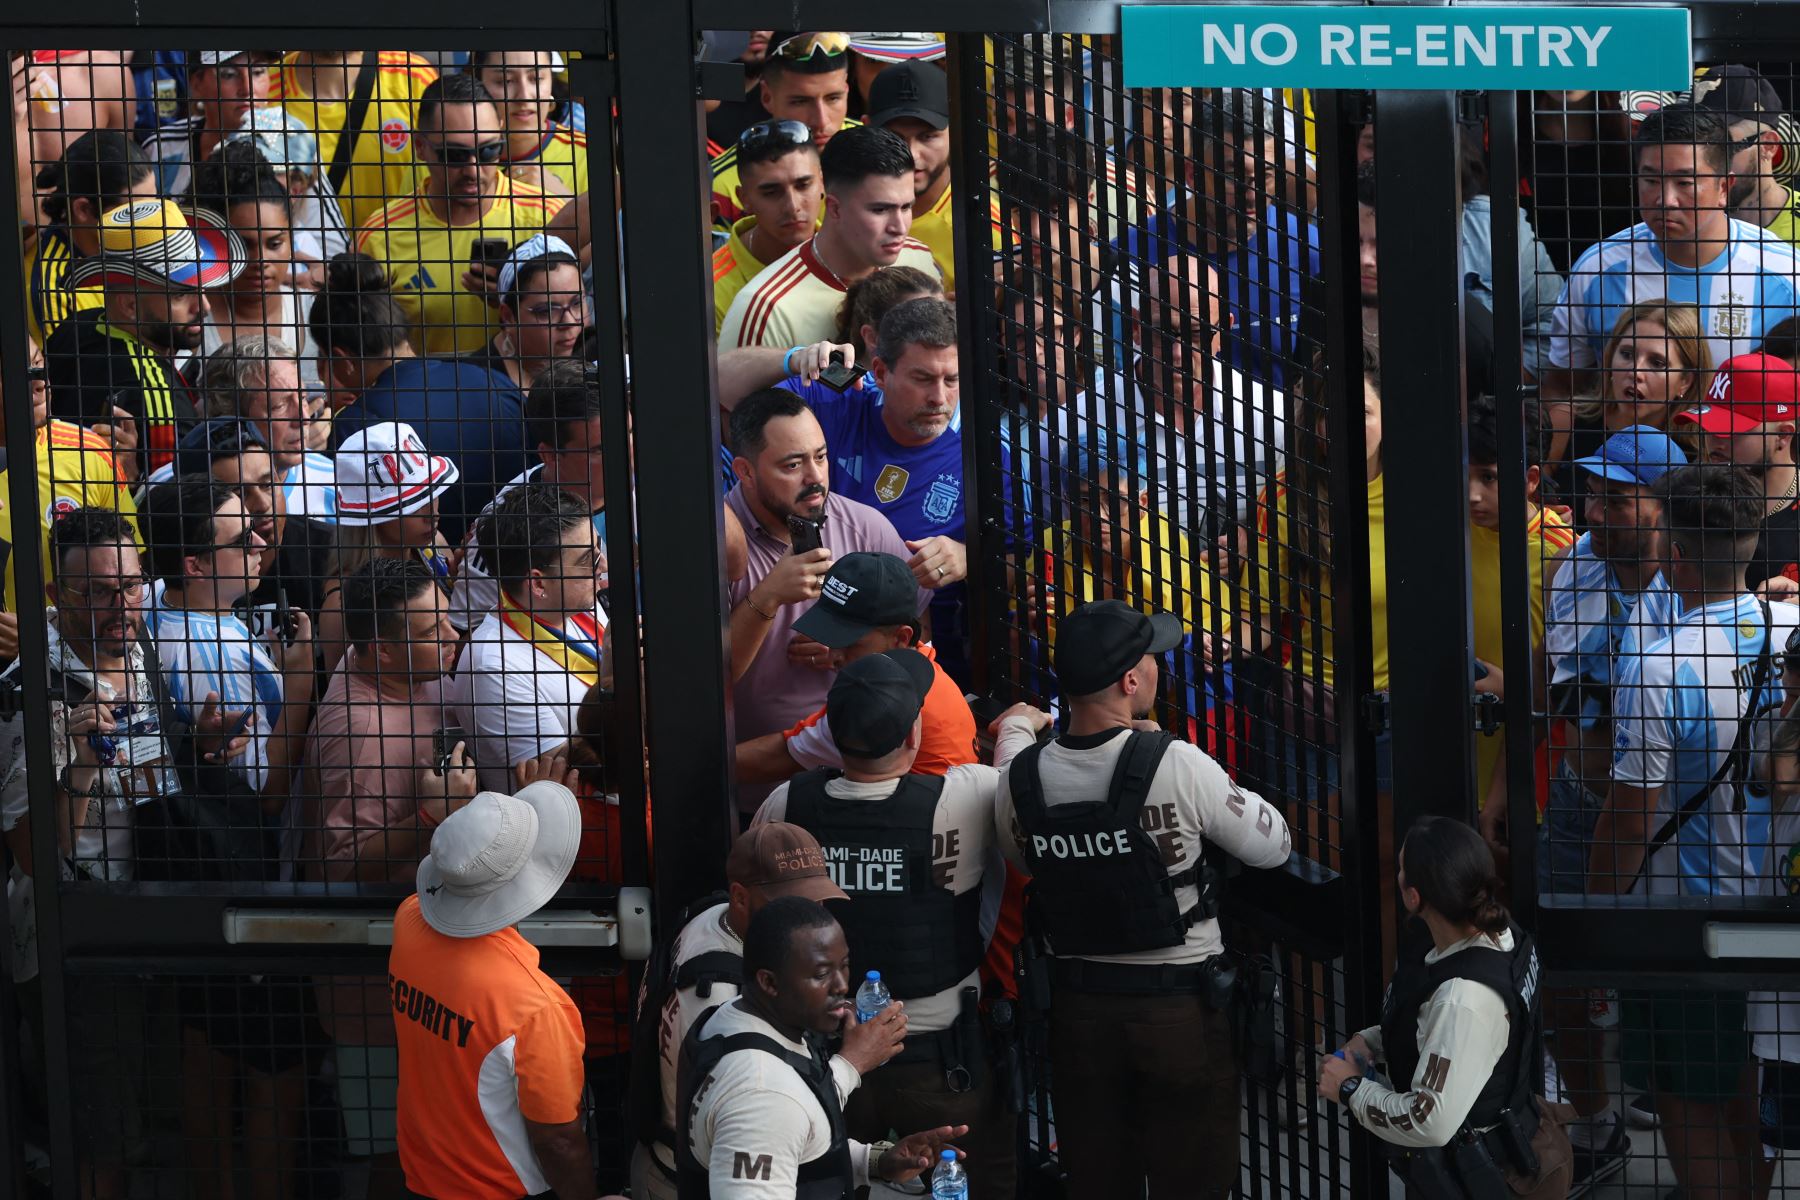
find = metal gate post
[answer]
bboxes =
[1372,91,1478,842]
[614,6,739,919]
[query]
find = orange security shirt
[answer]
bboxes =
[781,642,978,775]
[389,894,585,1200]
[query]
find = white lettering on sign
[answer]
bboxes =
[821,843,907,894]
[1031,830,1134,860]
[1203,23,1245,65]
[1251,24,1297,66]
[1309,21,1614,69]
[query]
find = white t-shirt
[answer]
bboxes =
[200,287,326,395]
[684,1000,874,1199]
[652,903,743,1170]
[452,607,593,792]
[753,750,1026,1032]
[994,729,1292,966]
[1350,929,1516,1148]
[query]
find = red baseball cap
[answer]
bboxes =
[1676,353,1800,435]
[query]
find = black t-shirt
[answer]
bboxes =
[43,307,199,478]
[1750,499,1800,593]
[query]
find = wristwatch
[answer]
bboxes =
[868,1139,897,1181]
[1339,1075,1363,1104]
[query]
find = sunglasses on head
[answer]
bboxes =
[772,31,850,63]
[738,119,812,153]
[429,139,508,165]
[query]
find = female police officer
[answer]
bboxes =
[1319,817,1572,1200]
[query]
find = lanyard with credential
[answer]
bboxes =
[498,592,599,687]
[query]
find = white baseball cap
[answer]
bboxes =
[333,421,459,527]
[416,782,582,938]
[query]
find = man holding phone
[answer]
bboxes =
[353,72,565,355]
[725,389,939,818]
[300,556,471,1189]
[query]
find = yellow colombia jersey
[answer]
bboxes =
[355,174,566,356]
[24,226,104,348]
[508,124,589,199]
[1253,470,1389,694]
[0,422,140,613]
[1038,510,1225,647]
[712,216,768,334]
[1471,506,1575,791]
[908,186,957,295]
[710,119,859,227]
[269,51,439,233]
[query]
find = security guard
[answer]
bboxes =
[1320,817,1565,1200]
[676,895,967,1198]
[994,599,1293,1199]
[755,649,1050,1197]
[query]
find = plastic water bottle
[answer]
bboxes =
[931,1149,968,1199]
[854,970,891,1024]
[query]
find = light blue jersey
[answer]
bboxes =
[1611,594,1798,897]
[1545,532,1679,730]
[147,581,285,793]
[1548,218,1800,374]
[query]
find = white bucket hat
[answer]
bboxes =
[417,782,582,938]
[334,420,459,527]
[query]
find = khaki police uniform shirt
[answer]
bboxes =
[754,715,1037,1033]
[1350,929,1514,1148]
[993,727,1292,966]
[686,1000,875,1199]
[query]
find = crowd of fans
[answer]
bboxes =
[3,32,1800,1200]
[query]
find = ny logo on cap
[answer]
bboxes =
[1708,371,1734,403]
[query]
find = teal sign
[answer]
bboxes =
[1122,6,1692,91]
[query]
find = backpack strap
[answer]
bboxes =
[673,949,743,1001]
[326,51,381,194]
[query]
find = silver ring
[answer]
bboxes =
[936,566,946,578]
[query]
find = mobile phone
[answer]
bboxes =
[818,351,865,393]
[787,513,827,555]
[433,726,468,774]
[223,707,256,742]
[274,586,297,649]
[470,238,511,270]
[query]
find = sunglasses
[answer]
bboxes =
[738,119,812,153]
[772,31,850,63]
[427,139,508,166]
[207,527,262,555]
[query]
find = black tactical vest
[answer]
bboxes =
[675,1003,854,1200]
[783,770,983,999]
[1009,730,1218,957]
[1379,920,1541,1132]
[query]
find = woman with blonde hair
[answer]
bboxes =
[1555,300,1711,467]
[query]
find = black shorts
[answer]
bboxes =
[178,975,318,1076]
[1762,1058,1800,1152]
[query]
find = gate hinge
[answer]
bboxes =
[1457,90,1489,124]
[1347,90,1375,127]
[1361,692,1391,738]
[1472,692,1503,735]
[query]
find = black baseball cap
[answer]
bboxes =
[826,648,934,759]
[793,552,919,648]
[1691,64,1785,125]
[867,61,949,131]
[1054,599,1185,696]
[173,417,269,478]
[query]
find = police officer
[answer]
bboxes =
[993,599,1293,1199]
[678,896,967,1198]
[755,649,1049,1196]
[631,823,854,1200]
[1320,818,1565,1200]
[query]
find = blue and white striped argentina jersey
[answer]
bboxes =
[147,581,286,793]
[140,453,338,523]
[1548,218,1800,373]
[1611,594,1799,897]
[1546,533,1680,730]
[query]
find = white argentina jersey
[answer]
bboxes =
[1545,533,1680,730]
[1548,219,1800,373]
[1611,595,1799,897]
